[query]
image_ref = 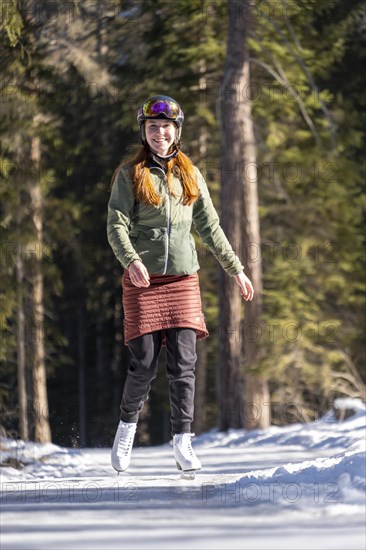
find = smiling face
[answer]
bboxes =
[144,119,176,157]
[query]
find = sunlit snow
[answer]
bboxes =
[1,398,365,549]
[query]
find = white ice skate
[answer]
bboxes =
[173,433,201,479]
[111,420,137,473]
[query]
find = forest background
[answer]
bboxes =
[1,0,365,448]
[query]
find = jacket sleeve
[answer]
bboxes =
[107,167,142,269]
[192,168,244,277]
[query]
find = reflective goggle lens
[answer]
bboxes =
[143,99,179,119]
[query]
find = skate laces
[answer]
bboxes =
[178,433,196,457]
[118,424,136,456]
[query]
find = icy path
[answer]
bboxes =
[1,398,365,550]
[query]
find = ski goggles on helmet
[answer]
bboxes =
[138,95,184,145]
[142,98,180,120]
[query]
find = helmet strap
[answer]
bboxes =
[149,146,179,163]
[140,124,146,145]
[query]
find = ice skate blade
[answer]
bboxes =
[176,462,201,479]
[112,467,127,475]
[180,471,196,480]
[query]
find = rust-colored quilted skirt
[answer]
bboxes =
[122,270,209,346]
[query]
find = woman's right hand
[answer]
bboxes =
[128,260,150,287]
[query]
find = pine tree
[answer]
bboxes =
[246,0,366,419]
[218,0,270,430]
[1,1,52,442]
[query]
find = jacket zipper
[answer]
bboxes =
[163,180,170,275]
[152,167,170,275]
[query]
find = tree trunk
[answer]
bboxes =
[95,318,111,444]
[78,296,87,446]
[29,134,52,443]
[111,273,125,419]
[239,6,270,430]
[16,231,29,441]
[219,0,270,430]
[193,73,208,434]
[217,273,243,429]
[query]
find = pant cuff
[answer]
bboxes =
[120,411,139,424]
[172,423,191,436]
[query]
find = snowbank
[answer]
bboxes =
[196,398,366,507]
[1,398,365,484]
[1,398,365,550]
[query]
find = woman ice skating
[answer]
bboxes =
[107,95,254,475]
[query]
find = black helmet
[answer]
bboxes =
[137,95,184,145]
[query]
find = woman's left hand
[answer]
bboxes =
[234,271,254,301]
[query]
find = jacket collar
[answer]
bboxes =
[148,152,167,173]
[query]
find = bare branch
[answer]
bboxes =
[249,56,322,147]
[258,0,338,152]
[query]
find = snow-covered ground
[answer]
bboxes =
[1,397,365,550]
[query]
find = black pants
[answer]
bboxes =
[120,328,197,435]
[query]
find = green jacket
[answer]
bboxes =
[107,163,244,277]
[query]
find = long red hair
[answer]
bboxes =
[111,146,199,206]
